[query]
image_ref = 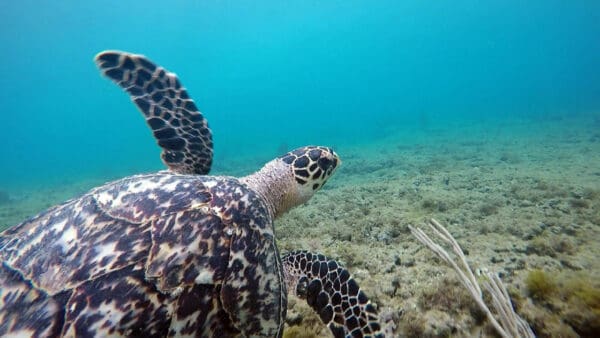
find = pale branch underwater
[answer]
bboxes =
[0,49,599,338]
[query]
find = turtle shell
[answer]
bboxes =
[0,172,285,337]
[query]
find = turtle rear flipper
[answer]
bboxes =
[283,251,385,338]
[95,51,213,175]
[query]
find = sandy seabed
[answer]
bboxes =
[1,114,599,337]
[275,115,600,337]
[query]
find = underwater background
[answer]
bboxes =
[1,1,599,337]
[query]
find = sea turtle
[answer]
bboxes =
[0,51,384,337]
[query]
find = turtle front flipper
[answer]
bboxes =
[95,51,213,175]
[282,251,385,338]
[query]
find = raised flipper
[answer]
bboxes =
[95,51,213,175]
[282,251,385,338]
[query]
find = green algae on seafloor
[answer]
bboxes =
[282,326,321,338]
[561,274,600,337]
[525,269,556,301]
[520,270,600,337]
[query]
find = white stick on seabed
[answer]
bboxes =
[409,219,535,338]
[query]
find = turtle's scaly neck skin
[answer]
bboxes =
[240,159,300,220]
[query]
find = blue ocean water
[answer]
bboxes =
[0,0,599,190]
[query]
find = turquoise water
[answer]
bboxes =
[1,2,600,336]
[1,0,599,189]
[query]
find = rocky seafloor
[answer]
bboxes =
[275,116,600,338]
[1,115,598,337]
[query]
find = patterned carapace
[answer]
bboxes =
[0,51,385,338]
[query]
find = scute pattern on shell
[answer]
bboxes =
[0,172,286,337]
[221,222,285,336]
[0,263,67,337]
[62,265,171,337]
[0,193,151,295]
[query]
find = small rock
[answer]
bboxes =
[562,223,580,236]
[402,257,415,267]
[490,256,504,263]
[422,310,456,337]
[377,231,391,244]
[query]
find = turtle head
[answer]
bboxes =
[242,146,340,218]
[278,146,340,197]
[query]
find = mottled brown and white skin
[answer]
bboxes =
[0,51,384,337]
